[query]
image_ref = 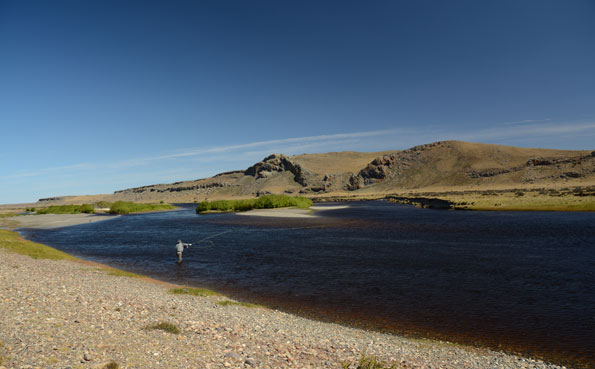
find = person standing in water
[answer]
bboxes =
[176,240,192,263]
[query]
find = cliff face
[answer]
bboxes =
[36,141,595,205]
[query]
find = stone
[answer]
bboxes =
[245,358,257,366]
[224,352,242,360]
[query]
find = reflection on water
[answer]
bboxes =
[20,202,595,368]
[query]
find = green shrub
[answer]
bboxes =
[79,204,95,213]
[108,201,175,214]
[145,321,180,334]
[196,195,312,213]
[209,200,234,211]
[104,362,120,369]
[94,201,113,208]
[195,201,211,212]
[341,355,398,369]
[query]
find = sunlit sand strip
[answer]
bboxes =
[236,208,317,218]
[236,205,350,218]
[310,205,350,211]
[7,213,119,229]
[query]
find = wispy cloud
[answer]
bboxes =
[455,121,595,142]
[150,128,403,160]
[502,118,551,126]
[1,163,95,180]
[1,128,404,180]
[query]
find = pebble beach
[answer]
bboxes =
[0,243,568,369]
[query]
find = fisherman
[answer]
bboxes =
[176,239,192,263]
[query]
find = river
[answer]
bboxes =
[19,201,595,368]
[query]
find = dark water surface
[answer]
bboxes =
[20,202,595,367]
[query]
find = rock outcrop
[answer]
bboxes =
[468,153,595,179]
[345,143,437,190]
[245,154,312,187]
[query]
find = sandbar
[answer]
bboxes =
[3,213,119,229]
[236,205,349,218]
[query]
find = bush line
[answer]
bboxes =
[108,201,175,214]
[196,194,312,213]
[36,204,95,214]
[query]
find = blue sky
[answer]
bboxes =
[1,0,594,204]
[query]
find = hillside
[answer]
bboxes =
[36,141,595,205]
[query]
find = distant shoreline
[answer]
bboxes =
[313,188,595,212]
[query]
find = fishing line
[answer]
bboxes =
[189,230,232,249]
[196,230,231,242]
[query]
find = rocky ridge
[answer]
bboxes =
[34,141,595,205]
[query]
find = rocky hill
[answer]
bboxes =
[37,141,595,205]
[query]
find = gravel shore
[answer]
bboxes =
[0,248,568,369]
[1,214,119,230]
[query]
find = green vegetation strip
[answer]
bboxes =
[144,321,181,334]
[217,300,263,308]
[36,204,95,214]
[169,287,220,296]
[108,201,175,214]
[196,194,312,213]
[0,229,76,260]
[103,268,141,278]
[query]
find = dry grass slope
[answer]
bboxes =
[28,141,594,209]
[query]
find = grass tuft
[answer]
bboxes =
[103,361,120,369]
[0,230,76,260]
[217,300,263,308]
[169,287,219,297]
[145,321,180,334]
[196,194,312,213]
[341,355,399,369]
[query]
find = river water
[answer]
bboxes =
[19,202,595,367]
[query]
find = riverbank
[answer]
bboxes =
[0,213,120,230]
[314,187,595,212]
[0,230,567,369]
